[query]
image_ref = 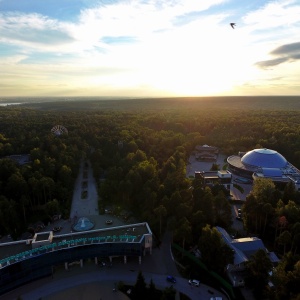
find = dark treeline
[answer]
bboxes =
[1,97,300,299]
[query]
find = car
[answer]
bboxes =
[166,275,176,283]
[237,208,242,214]
[210,297,223,300]
[188,279,200,286]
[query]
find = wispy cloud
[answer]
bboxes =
[101,36,138,45]
[0,12,75,51]
[255,41,300,68]
[243,0,300,30]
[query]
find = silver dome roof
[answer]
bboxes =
[241,148,287,168]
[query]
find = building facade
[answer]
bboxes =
[227,148,300,190]
[0,222,152,296]
[195,170,232,190]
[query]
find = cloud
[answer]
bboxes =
[101,36,138,45]
[0,55,28,64]
[255,41,300,68]
[0,12,75,50]
[0,0,229,53]
[1,0,299,96]
[243,0,300,30]
[271,41,300,55]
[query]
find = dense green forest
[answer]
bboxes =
[1,97,300,299]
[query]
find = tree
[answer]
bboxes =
[174,217,192,251]
[154,204,167,237]
[282,201,300,224]
[58,165,72,187]
[40,177,55,203]
[244,178,276,235]
[292,233,300,255]
[161,285,176,300]
[190,210,206,242]
[133,271,147,299]
[291,222,300,254]
[286,260,300,298]
[252,178,276,203]
[45,199,60,218]
[198,225,234,272]
[148,278,156,300]
[213,190,232,229]
[6,173,28,200]
[277,230,292,254]
[0,197,20,237]
[195,187,214,224]
[262,202,274,237]
[210,163,219,171]
[283,181,296,204]
[246,249,273,298]
[20,195,30,224]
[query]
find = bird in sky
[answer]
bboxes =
[230,23,236,29]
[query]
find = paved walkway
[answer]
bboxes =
[70,159,99,219]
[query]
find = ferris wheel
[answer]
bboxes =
[51,125,68,136]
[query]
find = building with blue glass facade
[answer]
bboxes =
[0,222,152,296]
[227,148,300,190]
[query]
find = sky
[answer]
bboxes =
[0,0,300,98]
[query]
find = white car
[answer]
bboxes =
[210,297,223,300]
[188,279,200,287]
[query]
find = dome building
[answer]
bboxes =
[227,148,300,190]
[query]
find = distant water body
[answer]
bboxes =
[0,103,24,106]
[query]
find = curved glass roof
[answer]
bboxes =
[241,148,287,168]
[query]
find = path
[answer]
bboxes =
[70,159,99,219]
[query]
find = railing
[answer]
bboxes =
[0,234,138,268]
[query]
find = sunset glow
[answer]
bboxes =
[0,0,300,97]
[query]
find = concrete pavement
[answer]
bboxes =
[70,159,99,219]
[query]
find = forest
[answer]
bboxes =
[1,96,300,299]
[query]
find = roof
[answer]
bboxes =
[232,237,266,259]
[216,227,248,265]
[262,168,283,177]
[195,145,218,151]
[0,222,151,268]
[241,149,287,168]
[227,155,258,172]
[216,227,280,266]
[228,148,300,184]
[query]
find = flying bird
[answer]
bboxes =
[230,23,236,29]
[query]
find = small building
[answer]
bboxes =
[216,226,280,287]
[195,170,232,190]
[195,144,219,162]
